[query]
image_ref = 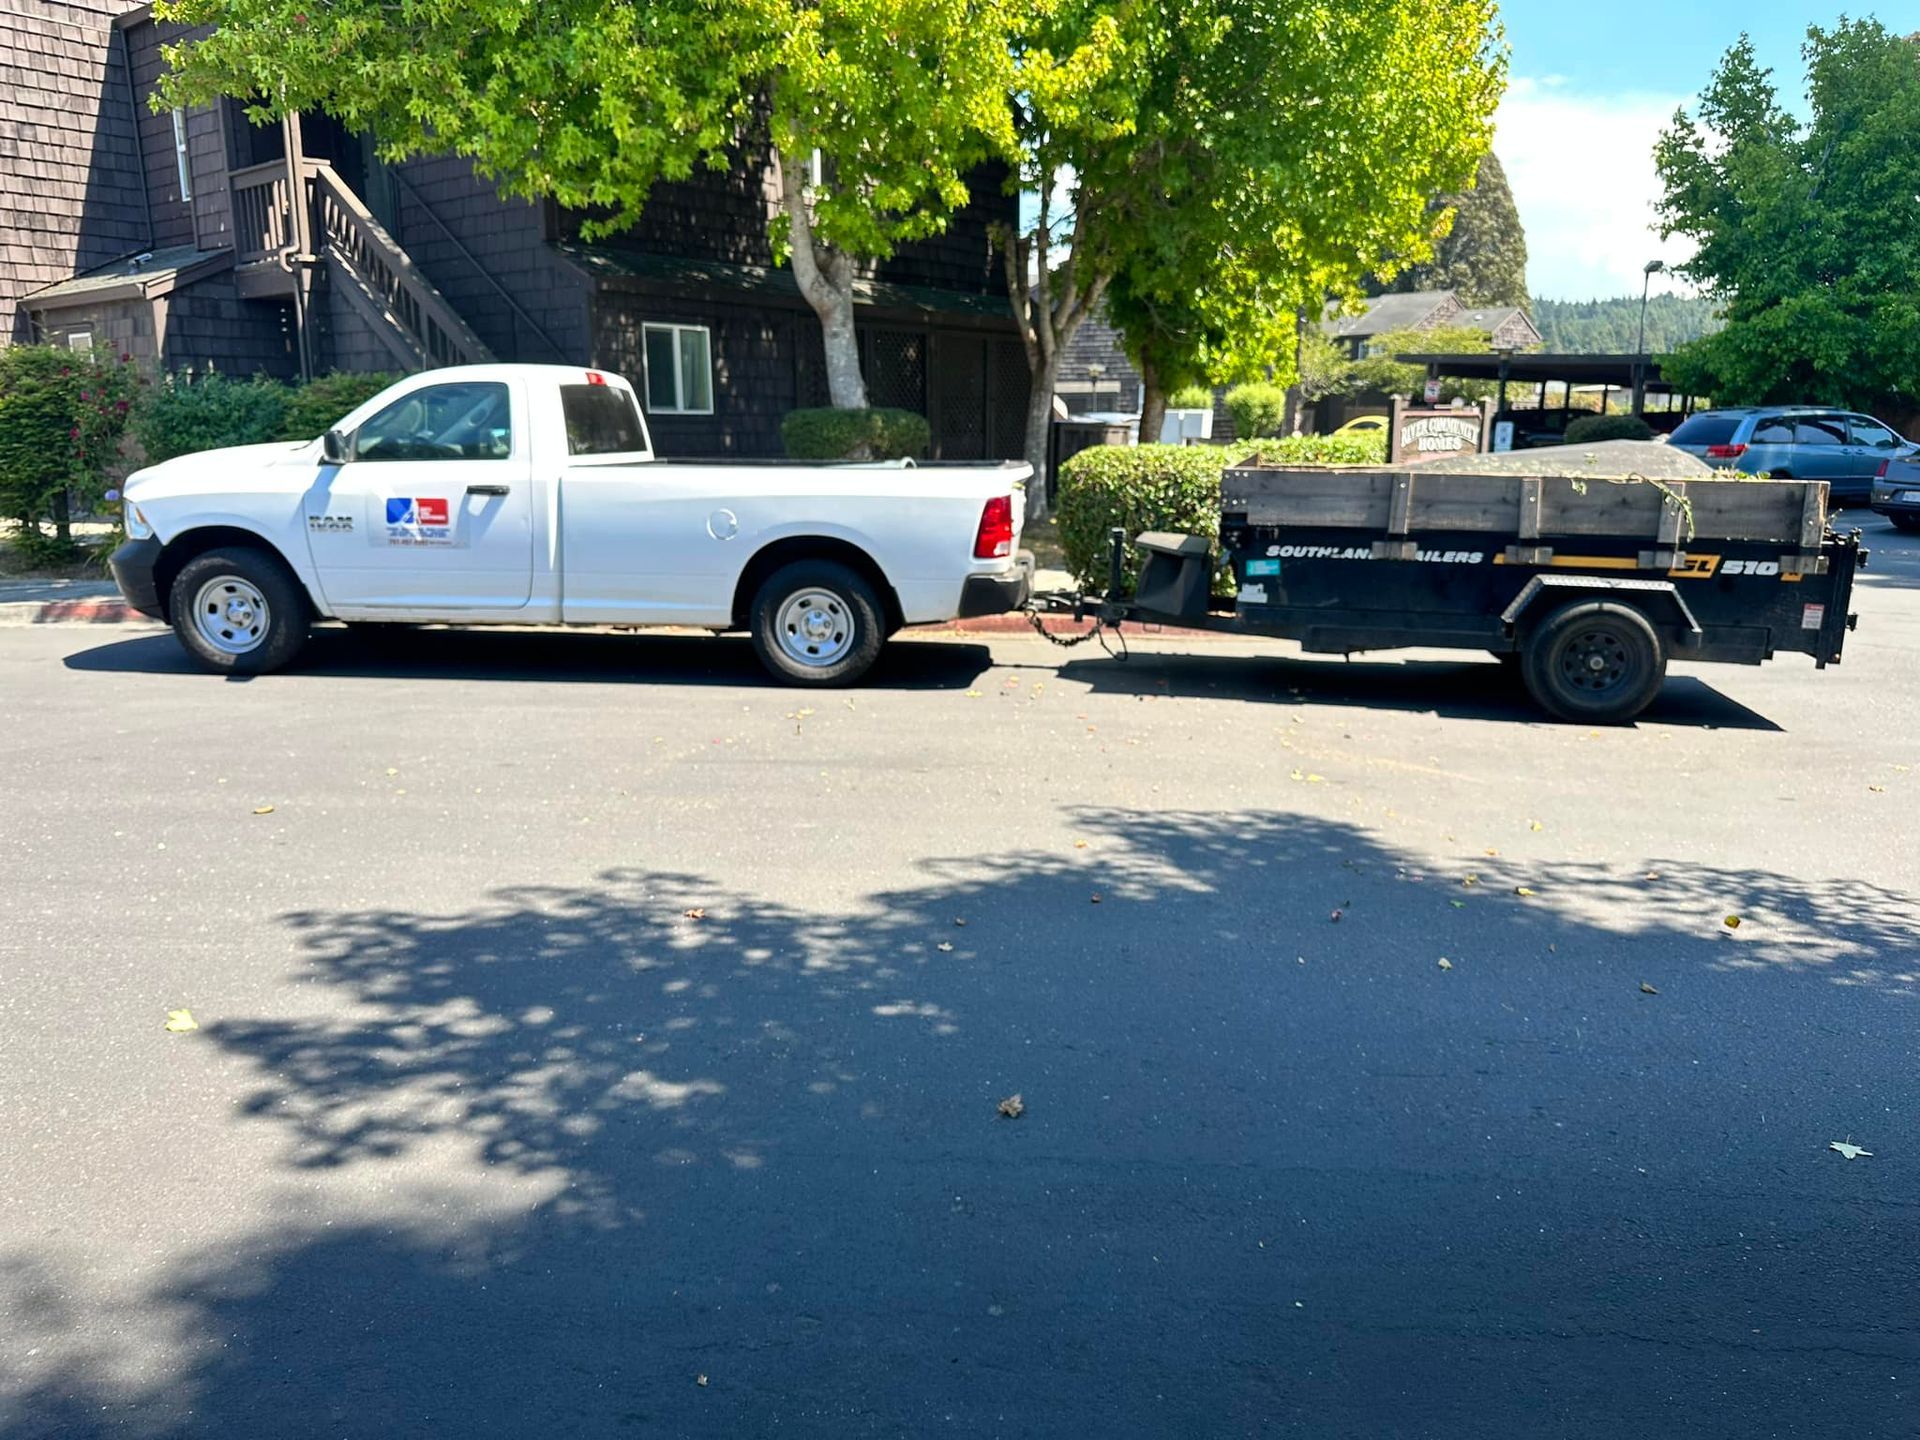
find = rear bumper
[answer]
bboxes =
[108,536,165,617]
[956,551,1034,619]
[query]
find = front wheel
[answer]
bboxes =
[1519,600,1666,724]
[749,559,886,686]
[168,546,311,675]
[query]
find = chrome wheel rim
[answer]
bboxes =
[775,587,854,668]
[191,575,271,655]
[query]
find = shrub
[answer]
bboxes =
[1166,384,1213,410]
[1056,444,1231,591]
[1563,412,1655,444]
[780,406,931,461]
[279,370,404,442]
[0,345,141,557]
[134,373,289,465]
[1247,432,1387,466]
[1223,382,1290,439]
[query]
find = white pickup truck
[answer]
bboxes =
[111,364,1032,684]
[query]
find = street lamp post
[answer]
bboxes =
[1634,259,1665,416]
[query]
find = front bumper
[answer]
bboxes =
[108,536,165,617]
[956,550,1034,619]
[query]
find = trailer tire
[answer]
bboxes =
[749,559,885,687]
[168,546,311,675]
[1519,600,1666,724]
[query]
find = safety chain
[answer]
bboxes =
[1021,605,1129,661]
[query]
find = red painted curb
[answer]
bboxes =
[16,600,142,624]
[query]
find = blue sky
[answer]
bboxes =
[1497,0,1842,299]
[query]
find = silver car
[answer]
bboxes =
[1668,407,1916,505]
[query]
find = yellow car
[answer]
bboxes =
[1331,414,1387,437]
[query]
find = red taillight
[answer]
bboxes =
[973,495,1014,559]
[1705,443,1747,459]
[585,370,607,386]
[1876,460,1889,478]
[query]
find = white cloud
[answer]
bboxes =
[1497,76,1698,301]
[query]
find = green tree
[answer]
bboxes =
[1531,295,1721,354]
[1654,21,1920,411]
[1373,152,1529,307]
[155,0,1018,410]
[1342,325,1495,402]
[996,0,1505,516]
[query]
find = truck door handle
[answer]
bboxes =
[466,484,511,497]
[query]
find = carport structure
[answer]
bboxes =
[1396,351,1697,443]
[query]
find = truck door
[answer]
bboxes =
[303,377,534,612]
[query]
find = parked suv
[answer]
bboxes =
[1871,453,1920,532]
[1669,407,1915,504]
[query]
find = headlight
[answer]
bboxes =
[123,499,153,540]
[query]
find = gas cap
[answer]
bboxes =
[706,508,739,541]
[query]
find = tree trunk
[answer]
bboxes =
[1138,357,1167,446]
[1021,354,1061,522]
[776,149,869,411]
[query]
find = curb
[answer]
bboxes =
[0,598,150,627]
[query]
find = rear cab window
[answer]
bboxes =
[1670,414,1743,447]
[562,383,651,456]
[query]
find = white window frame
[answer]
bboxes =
[641,322,715,416]
[171,108,193,201]
[65,329,95,353]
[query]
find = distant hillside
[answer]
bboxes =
[1531,295,1722,354]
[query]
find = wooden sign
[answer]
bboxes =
[1388,396,1496,463]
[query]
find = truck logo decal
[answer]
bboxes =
[307,514,353,533]
[383,496,455,547]
[1264,544,1486,564]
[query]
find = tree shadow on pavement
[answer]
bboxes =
[5,811,1917,1439]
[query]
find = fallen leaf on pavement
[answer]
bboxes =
[1089,893,1103,904]
[1830,1140,1872,1161]
[1329,908,1343,923]
[1644,871,1662,881]
[252,805,275,815]
[1514,886,1535,897]
[1437,958,1453,971]
[1868,785,1886,793]
[965,690,982,698]
[683,908,707,921]
[1723,915,1741,930]
[1073,840,1089,849]
[1305,773,1325,784]
[386,767,398,777]
[1289,768,1305,782]
[1640,982,1660,995]
[1461,874,1479,888]
[164,1009,198,1033]
[953,918,968,927]
[997,1094,1025,1119]
[1449,900,1465,909]
[1528,820,1544,832]
[696,1374,710,1387]
[1484,848,1500,857]
[937,941,954,953]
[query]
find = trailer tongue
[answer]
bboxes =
[1034,456,1864,725]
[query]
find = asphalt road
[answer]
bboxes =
[3,519,1918,1439]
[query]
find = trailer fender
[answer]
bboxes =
[1501,574,1703,648]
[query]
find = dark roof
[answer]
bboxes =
[1396,351,1675,391]
[22,245,234,312]
[556,245,1011,322]
[1323,290,1455,339]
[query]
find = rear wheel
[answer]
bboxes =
[168,546,310,675]
[749,559,885,686]
[1889,513,1920,534]
[1519,600,1666,724]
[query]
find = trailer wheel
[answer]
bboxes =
[168,546,311,675]
[749,559,885,686]
[1519,600,1666,724]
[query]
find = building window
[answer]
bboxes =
[642,323,714,415]
[171,108,193,201]
[65,329,95,353]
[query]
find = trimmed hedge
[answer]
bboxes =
[1223,382,1289,439]
[1563,412,1655,444]
[1056,435,1387,591]
[1057,444,1225,591]
[134,373,289,465]
[780,406,930,461]
[278,370,403,441]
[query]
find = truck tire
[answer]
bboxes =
[1519,600,1666,724]
[749,559,885,686]
[168,546,311,675]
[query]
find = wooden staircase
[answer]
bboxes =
[230,156,493,373]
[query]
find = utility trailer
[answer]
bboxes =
[1043,456,1864,724]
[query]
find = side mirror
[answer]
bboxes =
[320,429,349,465]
